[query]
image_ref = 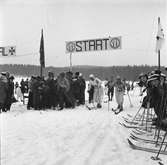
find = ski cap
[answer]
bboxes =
[89,74,94,78]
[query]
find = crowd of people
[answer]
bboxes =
[0,70,131,112]
[26,71,86,110]
[137,69,167,126]
[0,69,166,118]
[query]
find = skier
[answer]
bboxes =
[93,77,103,108]
[5,75,15,111]
[105,76,114,101]
[114,76,125,114]
[15,82,23,102]
[87,74,95,104]
[78,73,86,105]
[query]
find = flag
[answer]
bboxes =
[155,17,164,52]
[40,29,45,67]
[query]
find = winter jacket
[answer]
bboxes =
[0,76,8,104]
[57,77,70,92]
[93,78,103,104]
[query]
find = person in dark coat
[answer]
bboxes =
[73,72,81,105]
[148,73,167,121]
[78,73,86,105]
[65,71,75,108]
[20,79,26,95]
[41,80,50,110]
[33,76,42,110]
[27,76,35,110]
[45,71,57,109]
[0,74,8,112]
[57,72,70,110]
[137,73,148,96]
[5,75,15,111]
[105,76,114,101]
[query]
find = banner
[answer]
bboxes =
[66,36,122,53]
[0,46,16,56]
[155,18,164,53]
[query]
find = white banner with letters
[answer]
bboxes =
[66,36,121,53]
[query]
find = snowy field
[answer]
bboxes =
[0,84,167,165]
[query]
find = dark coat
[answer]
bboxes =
[0,80,8,104]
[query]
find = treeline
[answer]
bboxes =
[0,64,166,81]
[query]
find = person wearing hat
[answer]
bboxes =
[65,71,75,108]
[88,74,95,104]
[27,76,36,110]
[147,72,167,123]
[30,75,41,110]
[45,71,56,109]
[137,73,148,96]
[72,72,81,106]
[5,75,15,111]
[57,72,70,110]
[105,76,114,101]
[15,81,23,102]
[78,73,86,105]
[114,76,125,114]
[93,77,103,108]
[1,72,6,76]
[0,74,8,112]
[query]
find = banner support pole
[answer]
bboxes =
[158,50,160,71]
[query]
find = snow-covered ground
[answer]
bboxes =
[0,87,166,165]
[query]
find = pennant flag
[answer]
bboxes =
[155,17,165,52]
[40,29,45,67]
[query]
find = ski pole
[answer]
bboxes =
[108,97,110,111]
[131,106,142,123]
[152,131,167,160]
[127,92,133,107]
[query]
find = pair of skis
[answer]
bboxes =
[119,122,154,129]
[127,138,167,155]
[130,133,167,146]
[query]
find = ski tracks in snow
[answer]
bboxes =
[1,102,163,165]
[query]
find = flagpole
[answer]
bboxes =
[158,17,161,71]
[40,65,43,77]
[158,50,160,71]
[70,52,72,71]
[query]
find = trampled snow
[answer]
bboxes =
[0,87,167,165]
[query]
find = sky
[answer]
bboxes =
[0,0,167,67]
